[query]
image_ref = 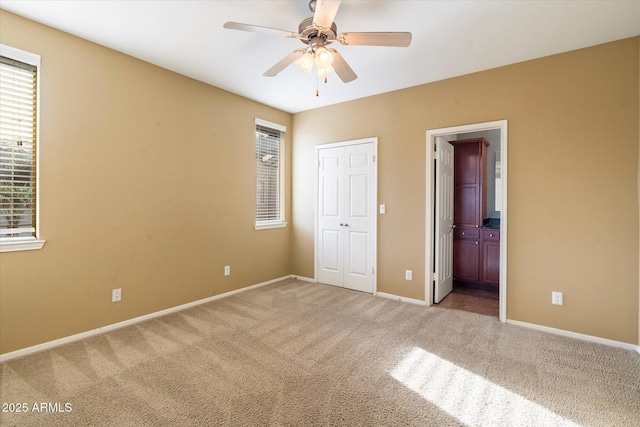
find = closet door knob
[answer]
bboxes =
[339,223,344,227]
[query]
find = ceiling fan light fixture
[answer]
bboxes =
[317,65,335,76]
[295,51,315,74]
[314,46,334,68]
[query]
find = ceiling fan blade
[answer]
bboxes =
[223,22,299,39]
[313,0,341,30]
[337,32,412,47]
[263,49,306,77]
[328,49,357,83]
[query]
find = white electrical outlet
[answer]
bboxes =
[112,288,121,303]
[405,270,413,281]
[552,291,563,306]
[224,265,230,276]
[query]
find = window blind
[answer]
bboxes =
[0,55,37,238]
[255,122,284,224]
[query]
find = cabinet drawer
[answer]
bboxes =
[454,229,480,239]
[482,230,500,241]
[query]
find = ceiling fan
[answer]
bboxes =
[223,0,412,85]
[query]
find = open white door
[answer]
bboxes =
[434,137,454,303]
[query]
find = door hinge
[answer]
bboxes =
[373,154,376,163]
[433,272,438,281]
[372,267,375,275]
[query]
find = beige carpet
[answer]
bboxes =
[1,279,638,426]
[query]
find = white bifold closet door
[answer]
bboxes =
[317,141,376,294]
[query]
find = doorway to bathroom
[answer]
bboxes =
[426,120,507,321]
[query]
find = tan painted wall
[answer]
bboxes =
[0,11,293,354]
[292,37,640,345]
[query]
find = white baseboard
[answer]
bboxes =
[376,291,426,306]
[291,275,315,283]
[0,275,296,363]
[373,292,639,353]
[506,319,640,354]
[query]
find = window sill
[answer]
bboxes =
[255,221,288,230]
[0,238,46,253]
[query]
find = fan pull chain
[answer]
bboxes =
[315,69,329,97]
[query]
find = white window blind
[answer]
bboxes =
[0,53,37,239]
[255,119,285,228]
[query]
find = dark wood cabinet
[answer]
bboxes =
[481,230,500,285]
[453,238,480,282]
[451,137,499,287]
[453,138,488,229]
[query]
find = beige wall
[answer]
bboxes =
[292,37,640,345]
[0,11,293,354]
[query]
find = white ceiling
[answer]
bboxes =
[1,0,639,113]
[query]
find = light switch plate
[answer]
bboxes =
[379,204,386,214]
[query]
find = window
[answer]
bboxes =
[255,118,286,229]
[0,45,44,252]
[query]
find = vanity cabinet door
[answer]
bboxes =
[481,230,500,285]
[453,238,480,283]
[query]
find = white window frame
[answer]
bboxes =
[254,118,287,230]
[0,44,45,252]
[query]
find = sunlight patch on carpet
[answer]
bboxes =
[390,347,582,426]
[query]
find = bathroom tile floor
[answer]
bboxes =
[438,283,499,317]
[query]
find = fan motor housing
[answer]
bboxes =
[298,17,337,45]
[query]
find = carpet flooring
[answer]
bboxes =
[1,278,639,426]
